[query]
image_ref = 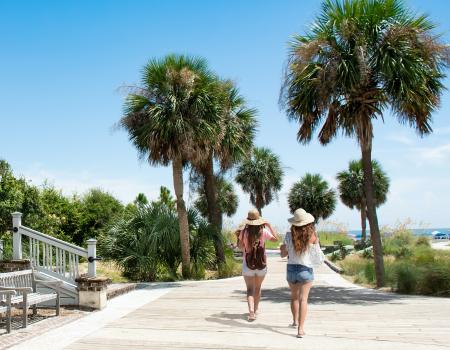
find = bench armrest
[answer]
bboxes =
[0,287,17,295]
[1,286,33,294]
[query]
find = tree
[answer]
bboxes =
[0,160,25,235]
[121,54,221,278]
[134,193,149,207]
[193,175,238,224]
[192,81,257,265]
[337,160,390,241]
[101,200,215,281]
[280,0,448,287]
[79,188,124,244]
[235,147,283,214]
[288,173,336,222]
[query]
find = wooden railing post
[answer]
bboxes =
[87,239,97,277]
[12,212,23,260]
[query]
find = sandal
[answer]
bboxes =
[248,312,257,322]
[297,330,306,338]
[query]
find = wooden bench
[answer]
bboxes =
[0,288,16,333]
[0,269,62,330]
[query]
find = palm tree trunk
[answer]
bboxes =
[172,156,191,279]
[361,141,384,287]
[202,153,225,265]
[360,198,367,241]
[255,193,263,215]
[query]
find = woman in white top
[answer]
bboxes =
[280,208,323,338]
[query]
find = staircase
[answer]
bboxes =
[10,212,98,305]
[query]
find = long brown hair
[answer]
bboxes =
[246,224,264,249]
[291,223,315,254]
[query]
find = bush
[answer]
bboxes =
[101,202,216,281]
[395,263,418,294]
[415,236,430,247]
[218,249,241,278]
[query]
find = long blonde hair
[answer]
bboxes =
[291,223,315,254]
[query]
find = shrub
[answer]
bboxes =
[218,249,241,278]
[100,202,216,281]
[415,236,430,247]
[412,246,435,264]
[417,264,450,296]
[395,263,418,294]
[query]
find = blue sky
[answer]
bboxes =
[1,0,449,231]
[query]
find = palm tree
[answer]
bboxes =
[236,147,283,214]
[280,0,448,287]
[121,54,220,278]
[337,160,390,241]
[192,81,257,265]
[193,175,238,224]
[288,173,336,222]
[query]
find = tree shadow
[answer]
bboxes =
[232,285,407,305]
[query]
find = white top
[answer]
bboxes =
[283,231,323,268]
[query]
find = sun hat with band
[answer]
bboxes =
[239,208,266,229]
[288,208,315,227]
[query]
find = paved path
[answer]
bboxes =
[432,241,450,250]
[13,256,450,350]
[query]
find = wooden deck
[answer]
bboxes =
[61,256,450,350]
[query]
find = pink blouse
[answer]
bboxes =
[238,227,274,255]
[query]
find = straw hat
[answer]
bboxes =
[288,208,315,227]
[239,208,266,227]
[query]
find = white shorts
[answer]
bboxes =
[242,258,267,277]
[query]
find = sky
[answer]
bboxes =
[1,0,449,232]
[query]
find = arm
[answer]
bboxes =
[235,229,245,250]
[309,231,319,245]
[265,222,279,242]
[280,243,288,258]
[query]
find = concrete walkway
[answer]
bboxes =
[13,256,450,350]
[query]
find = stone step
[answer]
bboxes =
[106,283,136,300]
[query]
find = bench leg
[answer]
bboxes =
[56,292,60,316]
[6,295,12,333]
[22,294,28,328]
[32,304,37,316]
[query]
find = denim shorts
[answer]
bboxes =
[286,264,314,284]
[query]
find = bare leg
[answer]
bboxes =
[288,282,301,326]
[253,275,265,314]
[243,276,256,319]
[298,282,313,336]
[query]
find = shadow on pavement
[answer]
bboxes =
[205,312,292,337]
[233,285,406,305]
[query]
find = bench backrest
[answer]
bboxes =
[0,270,33,298]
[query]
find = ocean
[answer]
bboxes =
[347,228,450,240]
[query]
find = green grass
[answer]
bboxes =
[80,261,130,283]
[338,228,450,296]
[318,231,353,246]
[265,239,282,249]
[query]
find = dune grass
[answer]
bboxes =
[338,229,450,296]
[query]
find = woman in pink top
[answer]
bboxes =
[236,209,278,321]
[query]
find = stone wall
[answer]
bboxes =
[0,259,31,272]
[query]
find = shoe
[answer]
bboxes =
[289,322,298,328]
[248,312,256,322]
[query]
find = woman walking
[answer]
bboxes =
[236,208,278,321]
[280,208,324,337]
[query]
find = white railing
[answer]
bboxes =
[11,212,97,285]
